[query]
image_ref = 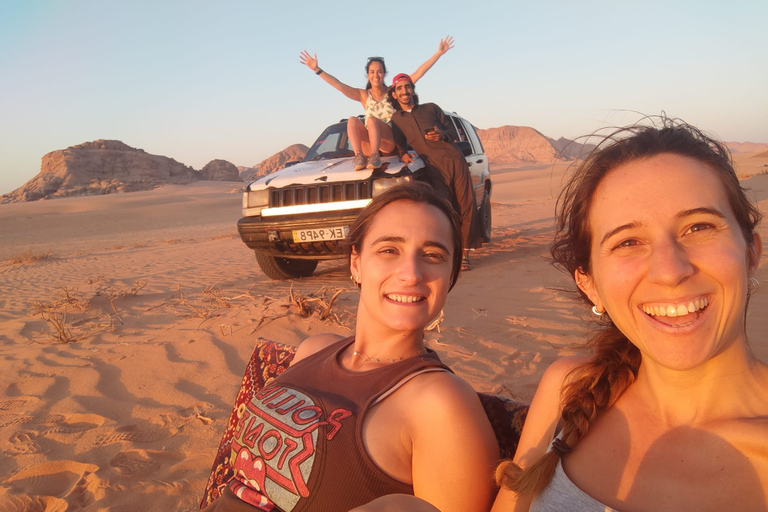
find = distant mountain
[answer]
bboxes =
[476,126,595,164]
[201,159,240,181]
[241,144,309,181]
[2,140,241,203]
[237,165,259,179]
[725,142,768,154]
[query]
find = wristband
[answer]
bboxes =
[315,68,323,75]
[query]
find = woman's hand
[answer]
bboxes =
[300,50,320,73]
[299,52,365,102]
[437,36,454,56]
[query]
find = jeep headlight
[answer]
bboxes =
[243,189,270,213]
[372,176,413,196]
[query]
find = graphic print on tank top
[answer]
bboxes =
[229,381,353,511]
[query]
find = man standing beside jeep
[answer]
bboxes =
[388,73,480,269]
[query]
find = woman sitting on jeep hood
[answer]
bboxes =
[299,37,453,172]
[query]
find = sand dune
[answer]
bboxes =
[1,157,766,510]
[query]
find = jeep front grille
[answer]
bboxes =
[269,180,373,207]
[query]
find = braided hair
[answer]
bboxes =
[496,116,762,494]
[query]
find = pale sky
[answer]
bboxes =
[1,0,766,195]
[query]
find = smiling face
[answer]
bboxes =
[366,60,385,88]
[392,80,414,109]
[350,200,454,338]
[577,153,761,371]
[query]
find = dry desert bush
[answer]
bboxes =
[2,250,55,266]
[166,283,355,332]
[29,280,147,343]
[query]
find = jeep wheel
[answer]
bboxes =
[479,188,492,242]
[255,252,319,280]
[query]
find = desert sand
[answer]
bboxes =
[1,155,767,511]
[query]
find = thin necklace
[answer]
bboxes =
[353,347,427,364]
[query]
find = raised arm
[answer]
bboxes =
[410,36,454,84]
[300,50,367,104]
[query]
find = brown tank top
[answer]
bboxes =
[221,336,450,512]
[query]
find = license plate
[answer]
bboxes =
[292,225,349,243]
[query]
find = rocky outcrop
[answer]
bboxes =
[547,136,596,161]
[241,144,308,181]
[476,126,592,164]
[237,166,258,179]
[200,159,241,181]
[3,140,200,202]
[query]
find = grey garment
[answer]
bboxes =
[530,460,620,512]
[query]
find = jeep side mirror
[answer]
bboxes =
[455,141,473,157]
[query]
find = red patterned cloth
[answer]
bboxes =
[200,339,297,508]
[200,339,529,510]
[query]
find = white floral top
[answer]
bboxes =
[364,91,395,126]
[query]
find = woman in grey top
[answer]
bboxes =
[493,118,768,511]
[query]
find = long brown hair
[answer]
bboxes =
[497,117,763,494]
[346,181,464,290]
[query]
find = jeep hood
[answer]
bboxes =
[247,155,423,190]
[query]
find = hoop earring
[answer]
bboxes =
[592,305,604,316]
[748,277,759,297]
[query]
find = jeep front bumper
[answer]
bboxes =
[237,208,366,259]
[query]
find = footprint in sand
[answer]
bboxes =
[5,413,106,453]
[94,424,177,446]
[9,432,44,454]
[42,413,104,442]
[0,396,39,411]
[109,449,182,476]
[0,413,35,428]
[109,449,160,475]
[0,495,69,512]
[499,350,542,377]
[3,460,100,509]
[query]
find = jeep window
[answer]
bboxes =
[448,115,469,143]
[304,122,354,161]
[460,118,485,155]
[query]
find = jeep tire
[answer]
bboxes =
[480,188,492,242]
[255,252,319,280]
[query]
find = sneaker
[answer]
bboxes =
[461,255,471,271]
[353,153,367,171]
[366,151,382,169]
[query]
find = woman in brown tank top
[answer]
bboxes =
[206,182,498,512]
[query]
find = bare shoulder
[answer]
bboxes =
[540,356,590,391]
[396,370,495,445]
[403,371,498,512]
[292,333,346,365]
[512,356,590,467]
[402,370,483,414]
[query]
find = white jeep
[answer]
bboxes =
[238,113,491,279]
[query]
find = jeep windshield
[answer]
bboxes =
[304,121,355,162]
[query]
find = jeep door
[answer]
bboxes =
[447,115,489,206]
